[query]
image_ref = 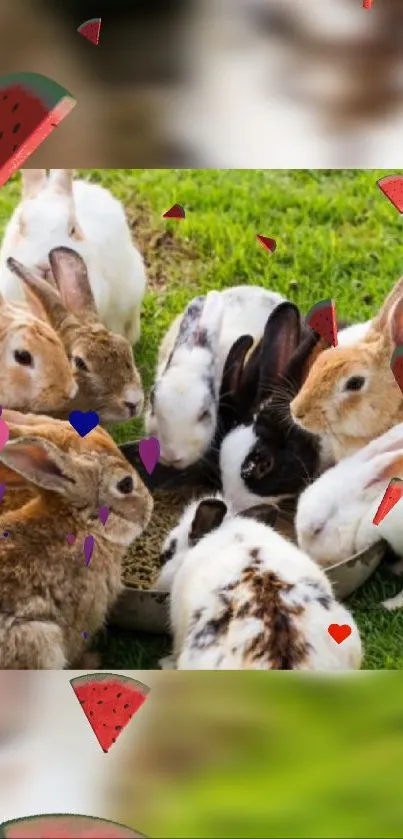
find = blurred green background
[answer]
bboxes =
[115,672,403,838]
[1,169,403,669]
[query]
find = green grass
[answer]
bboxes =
[1,168,403,669]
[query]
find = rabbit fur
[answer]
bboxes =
[0,416,153,669]
[155,495,362,671]
[6,247,144,423]
[0,169,147,344]
[145,285,285,469]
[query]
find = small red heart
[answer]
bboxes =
[328,623,352,644]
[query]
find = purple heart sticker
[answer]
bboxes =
[66,534,76,545]
[98,505,109,526]
[0,484,6,504]
[82,631,88,639]
[138,436,160,475]
[84,534,95,566]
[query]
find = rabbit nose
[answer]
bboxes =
[125,401,141,417]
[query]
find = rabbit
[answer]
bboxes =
[6,247,144,423]
[145,285,286,469]
[219,302,335,514]
[0,420,153,669]
[295,421,403,609]
[290,276,403,463]
[0,284,77,414]
[155,495,362,670]
[0,169,147,344]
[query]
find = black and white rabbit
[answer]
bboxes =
[219,301,334,512]
[155,494,362,671]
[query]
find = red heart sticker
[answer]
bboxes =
[328,623,352,644]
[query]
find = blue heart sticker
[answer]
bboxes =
[68,410,100,438]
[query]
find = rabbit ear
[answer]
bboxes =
[285,327,327,391]
[220,335,254,401]
[370,277,403,336]
[48,247,98,321]
[363,452,403,490]
[355,423,403,464]
[188,498,227,546]
[48,169,74,195]
[7,257,70,333]
[388,297,403,348]
[197,291,224,351]
[171,295,206,356]
[258,302,301,399]
[21,169,47,199]
[239,504,278,528]
[0,437,77,495]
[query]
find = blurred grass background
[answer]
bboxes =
[115,672,403,838]
[1,168,403,669]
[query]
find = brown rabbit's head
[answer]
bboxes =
[0,416,153,545]
[0,288,77,414]
[7,248,144,423]
[290,277,403,458]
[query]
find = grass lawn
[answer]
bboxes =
[1,167,403,669]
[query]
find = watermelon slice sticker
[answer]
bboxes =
[306,298,338,347]
[163,203,185,219]
[377,175,403,214]
[0,73,76,190]
[256,234,277,253]
[0,814,145,838]
[373,477,403,526]
[70,673,150,753]
[391,345,403,394]
[77,18,102,46]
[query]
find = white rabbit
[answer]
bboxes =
[0,169,147,344]
[145,285,285,469]
[295,422,403,609]
[155,495,362,670]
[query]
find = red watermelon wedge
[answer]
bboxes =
[70,673,150,753]
[0,814,145,838]
[256,234,277,253]
[373,477,403,526]
[0,72,76,190]
[77,18,102,47]
[377,174,403,213]
[163,203,185,219]
[306,298,338,347]
[391,345,403,394]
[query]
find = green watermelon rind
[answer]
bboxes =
[0,73,74,111]
[77,19,101,45]
[305,298,333,321]
[70,673,150,696]
[391,345,403,368]
[0,76,76,190]
[0,813,146,838]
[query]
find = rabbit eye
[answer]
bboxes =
[73,355,89,372]
[14,349,33,367]
[344,375,365,392]
[69,225,76,237]
[116,475,134,495]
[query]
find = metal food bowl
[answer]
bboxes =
[110,442,386,634]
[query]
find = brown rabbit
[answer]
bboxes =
[290,276,403,462]
[0,289,77,414]
[7,249,144,423]
[0,418,153,669]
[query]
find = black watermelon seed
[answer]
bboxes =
[12,144,18,152]
[97,700,103,704]
[11,103,19,112]
[12,123,21,133]
[2,95,7,100]
[115,725,122,730]
[124,704,129,709]
[116,693,122,698]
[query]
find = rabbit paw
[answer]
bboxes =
[382,592,403,611]
[159,655,176,670]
